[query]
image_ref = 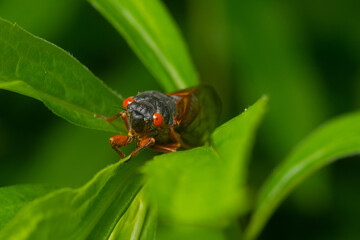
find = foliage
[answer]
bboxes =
[88,0,198,92]
[0,18,123,133]
[0,0,359,239]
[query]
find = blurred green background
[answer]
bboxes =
[0,0,359,239]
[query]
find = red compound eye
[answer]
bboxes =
[122,97,134,109]
[153,113,163,127]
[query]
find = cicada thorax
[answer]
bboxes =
[127,91,178,144]
[170,85,221,147]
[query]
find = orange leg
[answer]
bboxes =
[95,112,122,122]
[129,137,156,160]
[152,142,180,153]
[120,112,129,131]
[95,112,129,131]
[109,134,134,159]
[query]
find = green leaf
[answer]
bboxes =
[144,146,231,225]
[0,185,59,230]
[139,205,157,240]
[143,97,267,227]
[109,189,157,240]
[211,96,268,190]
[88,0,198,91]
[245,111,360,240]
[0,157,146,240]
[0,17,124,133]
[157,225,226,240]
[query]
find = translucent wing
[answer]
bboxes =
[168,85,221,146]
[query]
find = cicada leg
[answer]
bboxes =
[152,142,180,153]
[109,134,134,159]
[128,137,156,160]
[95,112,129,131]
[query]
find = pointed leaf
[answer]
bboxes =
[211,96,268,188]
[0,18,124,133]
[143,97,267,227]
[88,0,198,91]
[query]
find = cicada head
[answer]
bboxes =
[122,91,177,136]
[123,101,150,135]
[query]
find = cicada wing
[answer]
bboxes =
[168,85,221,146]
[168,87,195,123]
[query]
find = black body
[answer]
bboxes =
[125,85,221,147]
[126,91,179,144]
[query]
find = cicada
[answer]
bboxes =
[98,85,221,160]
